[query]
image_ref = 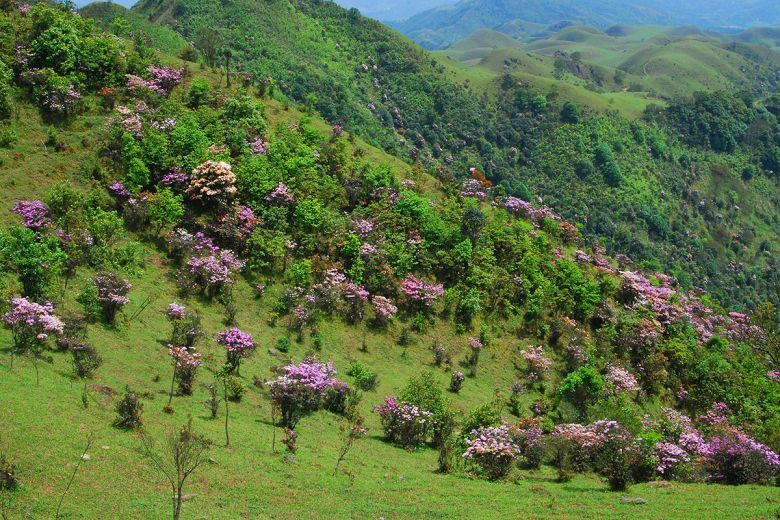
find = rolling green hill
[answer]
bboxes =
[394,0,780,50]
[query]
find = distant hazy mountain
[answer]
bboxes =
[333,0,457,22]
[76,0,136,7]
[396,0,780,49]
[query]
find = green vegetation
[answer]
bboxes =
[0,2,778,519]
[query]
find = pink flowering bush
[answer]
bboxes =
[400,276,444,308]
[520,345,552,382]
[654,442,691,479]
[11,201,50,230]
[2,297,63,354]
[374,397,433,449]
[215,328,255,372]
[267,358,346,429]
[94,273,131,323]
[605,364,639,393]
[463,423,521,480]
[125,66,182,96]
[371,295,397,324]
[167,228,219,261]
[449,371,464,393]
[265,182,295,206]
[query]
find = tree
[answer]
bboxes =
[195,27,222,69]
[0,226,66,299]
[148,189,185,237]
[561,101,580,124]
[140,418,212,520]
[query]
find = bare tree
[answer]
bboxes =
[139,418,212,520]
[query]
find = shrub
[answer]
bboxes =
[449,371,464,393]
[558,365,605,414]
[374,397,433,448]
[223,375,246,402]
[215,328,255,373]
[115,388,143,429]
[93,272,131,323]
[266,358,346,429]
[187,78,211,107]
[0,454,18,491]
[704,430,780,484]
[463,424,521,480]
[1,297,63,356]
[0,226,65,299]
[70,342,102,379]
[185,160,237,204]
[347,362,379,391]
[186,250,244,296]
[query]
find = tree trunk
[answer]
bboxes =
[224,381,230,447]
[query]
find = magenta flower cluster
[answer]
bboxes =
[400,276,444,307]
[186,250,245,291]
[215,327,255,354]
[494,196,564,227]
[267,358,346,428]
[605,364,638,393]
[165,302,186,321]
[11,200,50,230]
[520,345,552,382]
[265,182,295,205]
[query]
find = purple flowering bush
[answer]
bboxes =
[400,276,444,309]
[374,397,433,449]
[11,201,50,230]
[168,345,202,397]
[215,328,255,373]
[267,358,347,429]
[93,273,132,323]
[186,250,245,296]
[2,297,63,355]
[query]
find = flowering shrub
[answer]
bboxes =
[93,273,132,323]
[400,276,444,308]
[374,397,433,448]
[215,328,255,372]
[167,228,219,260]
[186,250,245,296]
[703,430,780,484]
[655,442,691,479]
[520,345,552,382]
[463,424,521,480]
[605,364,639,393]
[166,302,186,321]
[11,201,50,230]
[371,295,397,324]
[460,178,486,201]
[168,345,201,396]
[449,371,464,393]
[265,182,295,205]
[41,83,82,115]
[267,359,346,429]
[125,66,183,95]
[2,297,63,354]
[186,161,237,203]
